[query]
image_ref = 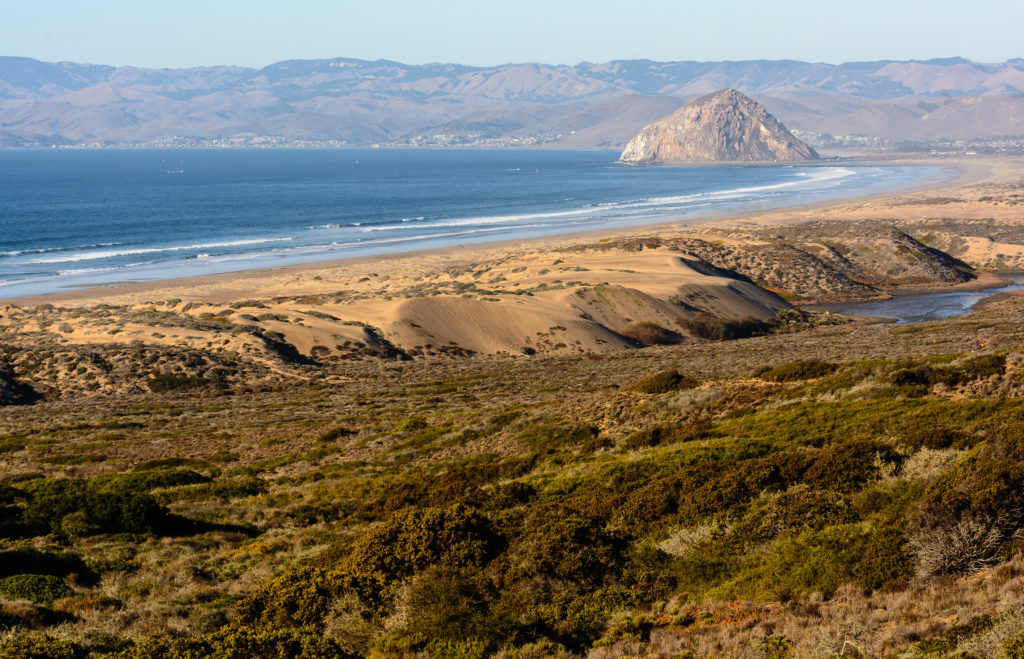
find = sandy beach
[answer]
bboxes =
[0,156,997,308]
[3,155,1023,365]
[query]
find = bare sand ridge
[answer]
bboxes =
[2,156,1023,368]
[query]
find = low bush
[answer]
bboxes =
[110,625,355,659]
[0,549,93,582]
[622,420,713,449]
[16,470,207,535]
[853,522,914,592]
[352,458,534,518]
[1006,628,1024,658]
[914,614,995,655]
[753,360,838,382]
[631,369,699,394]
[146,372,212,392]
[682,316,775,341]
[0,574,71,605]
[340,503,500,606]
[519,422,598,451]
[911,425,1024,576]
[498,507,625,588]
[889,354,1006,389]
[802,440,900,492]
[237,503,501,627]
[731,523,872,600]
[0,634,86,659]
[722,486,855,552]
[898,426,978,450]
[317,426,356,442]
[620,322,684,346]
[133,457,207,471]
[160,477,267,503]
[389,566,508,653]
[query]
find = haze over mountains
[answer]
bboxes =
[1,55,1023,148]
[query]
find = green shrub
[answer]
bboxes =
[853,523,914,592]
[898,426,978,450]
[0,483,22,505]
[133,457,207,471]
[1006,628,1024,659]
[631,369,699,394]
[620,322,683,346]
[393,416,428,432]
[519,422,598,451]
[146,372,212,392]
[110,625,355,659]
[728,524,871,600]
[340,503,500,605]
[317,426,356,442]
[0,549,93,582]
[16,470,206,535]
[0,634,86,659]
[421,637,489,659]
[0,574,71,605]
[717,398,1024,448]
[615,476,682,528]
[18,478,86,531]
[498,506,625,588]
[722,486,855,551]
[40,453,106,465]
[960,354,1007,379]
[233,565,344,630]
[853,480,923,519]
[758,633,793,658]
[682,316,775,341]
[675,455,798,523]
[82,481,164,533]
[392,566,506,652]
[802,440,900,492]
[110,469,210,491]
[754,360,838,382]
[352,457,534,518]
[160,477,267,503]
[889,354,1006,389]
[622,420,713,449]
[915,614,995,655]
[237,504,501,627]
[912,425,1024,575]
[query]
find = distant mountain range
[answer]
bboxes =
[1,56,1023,148]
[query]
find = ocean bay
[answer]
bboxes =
[0,148,950,297]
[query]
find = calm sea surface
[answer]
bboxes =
[0,149,952,297]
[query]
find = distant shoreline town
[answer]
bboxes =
[3,55,1024,152]
[21,134,1024,157]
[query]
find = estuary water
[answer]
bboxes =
[0,148,952,298]
[814,274,1024,324]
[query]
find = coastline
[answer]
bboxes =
[0,156,995,308]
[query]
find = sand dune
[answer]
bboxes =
[3,157,1023,377]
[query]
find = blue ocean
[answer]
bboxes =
[0,149,951,298]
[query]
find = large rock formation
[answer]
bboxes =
[619,89,819,163]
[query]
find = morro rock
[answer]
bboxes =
[619,89,819,163]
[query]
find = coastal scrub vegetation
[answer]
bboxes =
[3,302,1024,656]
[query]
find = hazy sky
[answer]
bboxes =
[5,0,1022,68]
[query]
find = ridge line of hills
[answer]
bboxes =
[2,55,1024,147]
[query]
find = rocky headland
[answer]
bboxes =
[619,88,819,163]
